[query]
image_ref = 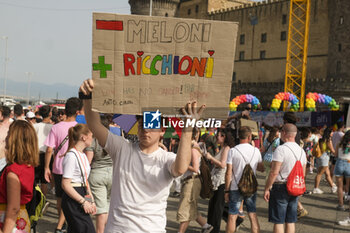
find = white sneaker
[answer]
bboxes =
[313,188,324,194]
[42,201,50,215]
[332,185,338,194]
[201,225,213,233]
[345,194,350,201]
[338,217,350,226]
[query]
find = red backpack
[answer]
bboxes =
[280,145,306,196]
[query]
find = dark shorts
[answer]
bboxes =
[268,183,299,224]
[62,187,95,233]
[228,190,257,215]
[35,152,53,184]
[53,173,64,198]
[330,155,337,165]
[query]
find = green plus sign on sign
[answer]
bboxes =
[93,56,112,78]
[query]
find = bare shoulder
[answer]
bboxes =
[6,171,20,182]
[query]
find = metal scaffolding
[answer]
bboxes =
[284,0,311,111]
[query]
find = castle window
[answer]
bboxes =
[195,5,199,13]
[261,33,267,43]
[165,13,168,17]
[188,9,191,15]
[282,14,287,24]
[280,31,287,41]
[338,43,342,52]
[336,61,341,73]
[239,51,245,61]
[339,16,344,25]
[240,34,245,45]
[232,72,236,82]
[260,50,266,59]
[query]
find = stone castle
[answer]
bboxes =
[128,0,350,109]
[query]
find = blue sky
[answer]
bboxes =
[0,0,130,89]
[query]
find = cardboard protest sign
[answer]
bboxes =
[92,13,238,118]
[239,118,259,138]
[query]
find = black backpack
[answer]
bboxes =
[26,183,46,233]
[232,148,258,197]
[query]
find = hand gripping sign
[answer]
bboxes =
[91,13,238,119]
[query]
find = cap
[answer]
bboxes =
[26,111,35,119]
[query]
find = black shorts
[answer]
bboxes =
[35,152,53,184]
[53,174,64,198]
[330,155,337,165]
[62,187,95,233]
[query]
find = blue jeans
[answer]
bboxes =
[228,190,257,215]
[268,184,299,224]
[334,159,350,178]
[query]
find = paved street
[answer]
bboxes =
[36,172,350,233]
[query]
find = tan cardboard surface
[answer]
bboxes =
[92,13,238,118]
[239,118,259,138]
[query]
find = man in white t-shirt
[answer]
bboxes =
[225,126,264,233]
[79,79,205,233]
[264,124,307,233]
[34,105,53,196]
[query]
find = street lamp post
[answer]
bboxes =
[1,36,8,104]
[25,72,33,106]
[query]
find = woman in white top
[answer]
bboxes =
[205,128,235,233]
[61,124,96,233]
[334,131,350,211]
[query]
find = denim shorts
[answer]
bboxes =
[316,153,330,167]
[268,184,299,224]
[334,159,350,178]
[228,190,257,215]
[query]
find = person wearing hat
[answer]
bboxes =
[26,111,36,124]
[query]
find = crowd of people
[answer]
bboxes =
[0,79,349,233]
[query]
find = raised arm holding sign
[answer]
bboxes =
[80,78,205,232]
[81,12,238,232]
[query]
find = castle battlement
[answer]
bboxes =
[208,0,288,15]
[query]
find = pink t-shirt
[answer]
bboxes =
[44,121,77,174]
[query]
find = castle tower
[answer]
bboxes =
[129,0,180,17]
[326,0,350,97]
